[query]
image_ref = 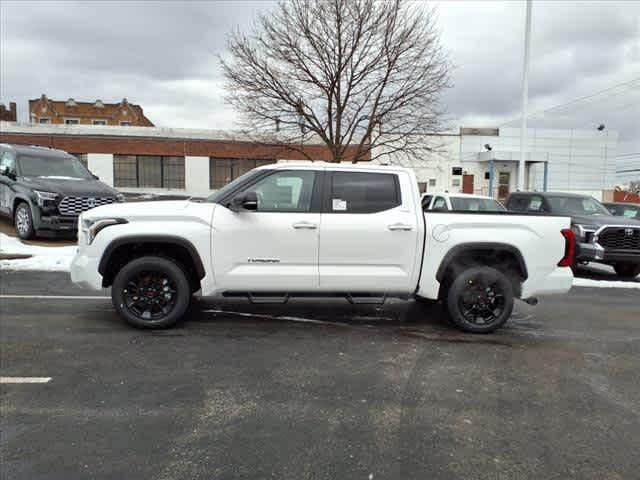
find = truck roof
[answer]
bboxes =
[256,162,412,174]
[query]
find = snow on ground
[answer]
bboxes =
[1,232,639,286]
[0,233,77,272]
[572,278,640,289]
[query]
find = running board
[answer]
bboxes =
[346,294,387,305]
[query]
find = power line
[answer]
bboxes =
[500,77,640,126]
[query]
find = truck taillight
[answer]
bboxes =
[558,228,576,267]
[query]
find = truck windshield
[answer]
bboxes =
[547,196,610,216]
[206,170,264,203]
[450,197,506,212]
[18,154,92,179]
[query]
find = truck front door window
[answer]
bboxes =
[249,170,316,212]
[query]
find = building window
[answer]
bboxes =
[484,171,491,180]
[120,121,131,126]
[38,118,51,124]
[429,178,437,187]
[209,158,272,189]
[113,155,185,189]
[451,178,461,187]
[72,153,88,168]
[113,155,138,188]
[451,167,463,176]
[92,120,106,125]
[65,118,80,125]
[417,182,427,193]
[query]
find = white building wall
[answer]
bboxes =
[461,127,618,195]
[185,156,211,197]
[87,153,114,186]
[371,134,462,193]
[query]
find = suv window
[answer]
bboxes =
[508,195,544,212]
[432,196,448,210]
[248,170,316,212]
[1,151,16,173]
[329,172,400,213]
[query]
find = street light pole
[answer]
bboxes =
[518,0,533,191]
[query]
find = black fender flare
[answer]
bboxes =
[435,242,528,283]
[98,235,206,280]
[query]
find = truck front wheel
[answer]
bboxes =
[111,256,191,329]
[445,266,514,334]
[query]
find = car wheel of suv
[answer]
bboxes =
[112,256,191,329]
[613,263,640,280]
[14,202,35,240]
[445,266,514,334]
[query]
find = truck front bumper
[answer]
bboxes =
[70,252,104,290]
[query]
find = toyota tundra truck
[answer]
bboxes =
[71,163,575,333]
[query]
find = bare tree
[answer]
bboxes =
[221,0,451,163]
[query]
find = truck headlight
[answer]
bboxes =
[34,190,58,209]
[82,218,128,244]
[571,224,597,241]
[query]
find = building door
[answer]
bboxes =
[462,174,474,194]
[498,172,511,200]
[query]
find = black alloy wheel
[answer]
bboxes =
[112,256,191,329]
[446,266,514,333]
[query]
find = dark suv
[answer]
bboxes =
[0,144,123,239]
[506,192,640,279]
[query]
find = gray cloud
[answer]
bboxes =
[1,0,638,151]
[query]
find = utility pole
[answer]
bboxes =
[518,0,532,191]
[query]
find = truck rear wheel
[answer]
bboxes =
[445,266,514,334]
[111,256,191,329]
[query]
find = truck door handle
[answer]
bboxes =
[387,223,413,231]
[292,222,317,230]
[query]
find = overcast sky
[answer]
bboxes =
[1,0,638,154]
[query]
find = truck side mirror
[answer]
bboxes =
[231,191,258,211]
[0,165,16,180]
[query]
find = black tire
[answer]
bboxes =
[613,263,640,280]
[14,202,35,240]
[445,266,514,334]
[111,256,191,329]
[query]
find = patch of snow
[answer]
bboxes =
[0,233,76,272]
[573,278,640,289]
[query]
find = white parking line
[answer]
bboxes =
[0,295,109,300]
[0,377,52,384]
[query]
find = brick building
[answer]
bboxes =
[0,102,17,122]
[29,95,154,127]
[0,122,367,197]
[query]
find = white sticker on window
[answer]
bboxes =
[332,198,347,211]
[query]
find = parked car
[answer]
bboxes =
[71,163,574,333]
[422,192,506,212]
[0,144,123,239]
[505,192,640,279]
[602,202,640,220]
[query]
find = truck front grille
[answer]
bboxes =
[598,227,640,250]
[57,196,115,216]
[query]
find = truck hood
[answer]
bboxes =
[21,176,119,197]
[84,200,192,219]
[571,213,640,228]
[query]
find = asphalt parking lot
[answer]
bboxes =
[1,270,639,480]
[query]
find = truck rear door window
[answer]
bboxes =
[329,172,400,213]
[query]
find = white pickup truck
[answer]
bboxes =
[71,163,575,333]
